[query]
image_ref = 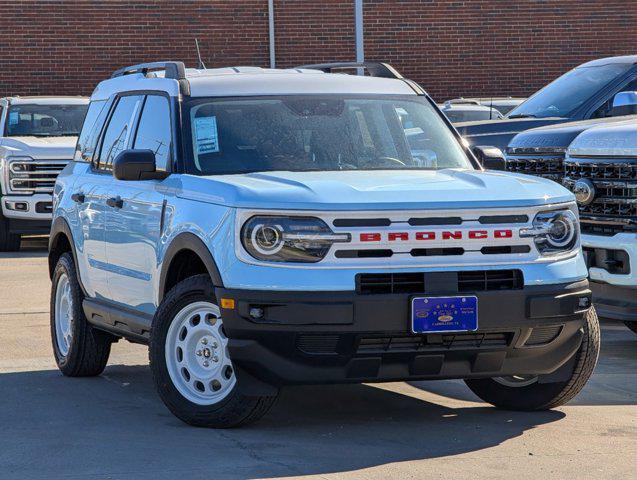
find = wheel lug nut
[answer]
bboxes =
[196,350,202,356]
[201,338,208,345]
[212,342,218,348]
[213,355,219,362]
[203,361,210,367]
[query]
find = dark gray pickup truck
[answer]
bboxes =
[457,55,637,151]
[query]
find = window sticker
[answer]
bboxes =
[194,116,219,154]
[8,111,19,126]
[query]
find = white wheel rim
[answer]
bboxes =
[493,375,539,388]
[54,273,74,357]
[165,301,236,405]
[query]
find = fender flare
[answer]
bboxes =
[158,232,225,300]
[48,216,79,277]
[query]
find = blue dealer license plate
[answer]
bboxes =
[411,296,478,333]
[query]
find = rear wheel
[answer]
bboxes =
[0,211,20,251]
[465,307,600,410]
[624,321,637,335]
[50,252,113,376]
[149,275,278,428]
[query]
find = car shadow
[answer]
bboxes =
[0,236,48,259]
[0,364,565,479]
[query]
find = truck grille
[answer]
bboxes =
[8,159,67,194]
[505,149,565,181]
[563,157,637,235]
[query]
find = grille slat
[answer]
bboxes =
[357,332,512,353]
[505,153,565,181]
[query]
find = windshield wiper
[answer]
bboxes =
[507,114,537,119]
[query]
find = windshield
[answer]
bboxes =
[185,96,472,175]
[507,63,633,119]
[5,104,88,137]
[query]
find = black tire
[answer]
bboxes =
[624,321,637,335]
[149,274,278,428]
[50,252,113,376]
[465,307,600,410]
[0,211,20,251]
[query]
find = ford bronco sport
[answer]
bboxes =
[0,96,88,250]
[49,61,599,428]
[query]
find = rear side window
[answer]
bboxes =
[133,95,172,171]
[96,95,143,171]
[74,100,108,162]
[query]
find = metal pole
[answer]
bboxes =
[268,0,276,68]
[354,0,364,71]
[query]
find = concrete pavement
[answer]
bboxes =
[0,238,635,479]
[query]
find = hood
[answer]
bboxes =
[175,169,574,211]
[568,120,637,157]
[454,117,566,150]
[508,115,637,151]
[0,136,77,159]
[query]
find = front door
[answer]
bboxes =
[104,94,173,315]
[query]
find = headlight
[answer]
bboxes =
[520,209,578,255]
[241,216,350,263]
[5,156,34,194]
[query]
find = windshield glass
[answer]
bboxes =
[185,96,472,175]
[507,63,632,119]
[5,104,88,137]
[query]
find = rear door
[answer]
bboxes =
[104,94,173,314]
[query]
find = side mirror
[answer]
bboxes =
[472,145,506,170]
[611,91,637,117]
[113,149,169,181]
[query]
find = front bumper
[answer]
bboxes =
[2,194,53,221]
[216,280,591,395]
[582,232,637,321]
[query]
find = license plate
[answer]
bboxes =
[411,296,478,333]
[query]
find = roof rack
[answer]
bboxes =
[111,61,186,80]
[296,62,403,79]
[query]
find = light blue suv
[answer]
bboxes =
[48,61,600,428]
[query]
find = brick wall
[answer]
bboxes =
[0,0,635,101]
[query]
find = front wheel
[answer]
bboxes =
[465,307,600,410]
[149,275,278,428]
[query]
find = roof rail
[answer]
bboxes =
[296,62,403,79]
[111,61,187,80]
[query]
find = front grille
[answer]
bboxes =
[356,269,523,295]
[564,157,637,235]
[8,159,67,194]
[357,332,512,353]
[505,152,565,181]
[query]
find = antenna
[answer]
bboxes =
[195,38,206,69]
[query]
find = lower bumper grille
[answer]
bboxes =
[357,332,512,353]
[356,269,523,295]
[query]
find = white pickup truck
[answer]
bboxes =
[0,97,88,250]
[563,118,637,334]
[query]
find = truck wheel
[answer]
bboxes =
[465,307,600,410]
[149,274,278,428]
[624,321,637,335]
[50,252,113,376]
[0,211,20,251]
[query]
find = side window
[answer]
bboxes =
[74,100,108,162]
[591,76,637,118]
[133,95,172,171]
[96,95,143,171]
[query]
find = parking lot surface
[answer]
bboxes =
[0,238,635,480]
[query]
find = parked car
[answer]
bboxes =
[562,120,637,334]
[445,97,526,116]
[456,55,637,150]
[49,61,599,428]
[0,96,89,250]
[438,101,503,123]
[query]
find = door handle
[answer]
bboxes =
[71,192,85,204]
[106,196,124,209]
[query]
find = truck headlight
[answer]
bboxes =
[241,216,350,263]
[520,209,578,255]
[6,156,34,194]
